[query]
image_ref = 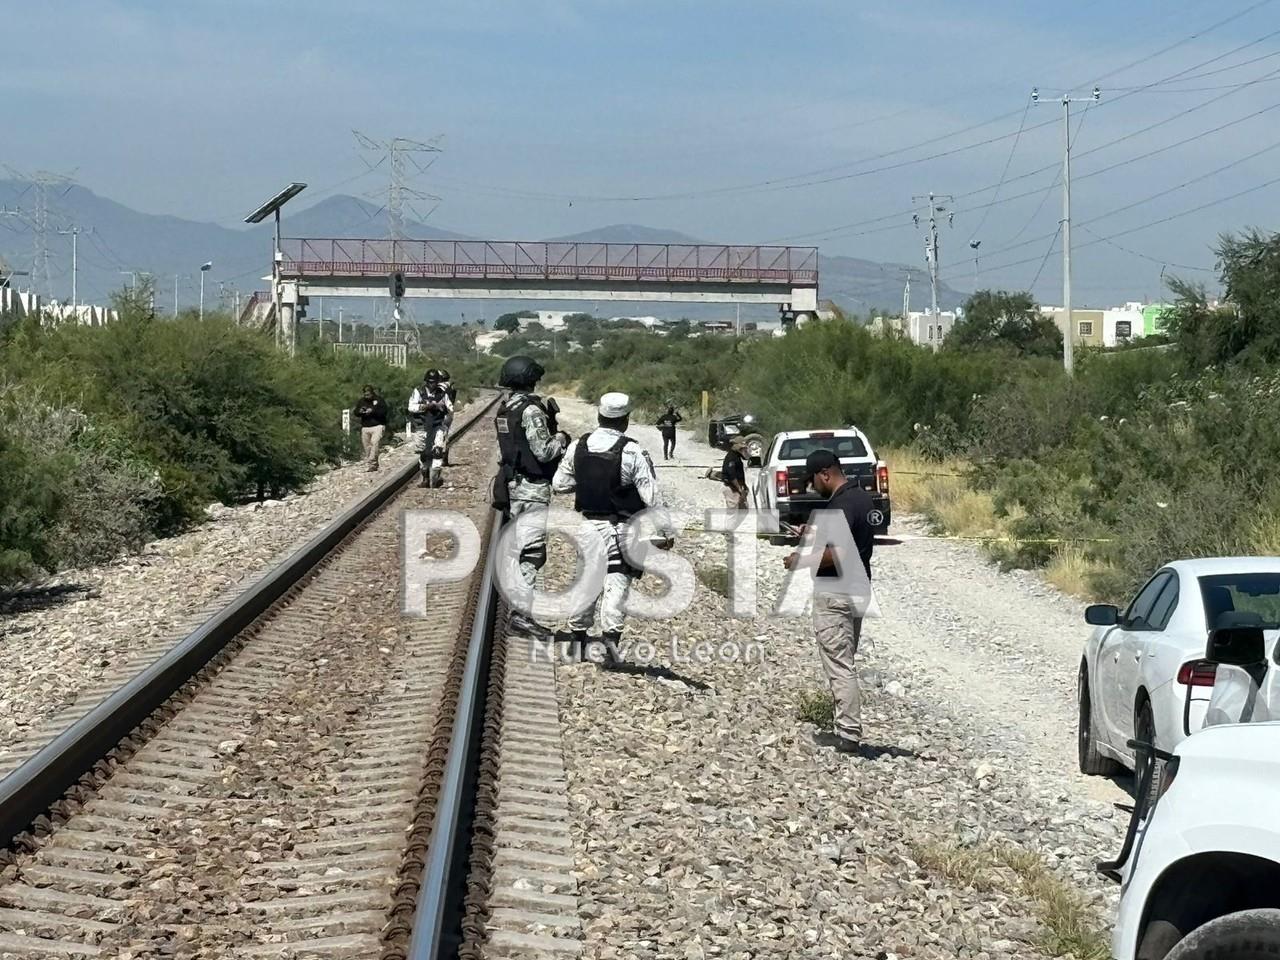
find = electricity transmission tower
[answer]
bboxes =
[3,168,76,299]
[352,132,443,241]
[912,192,954,350]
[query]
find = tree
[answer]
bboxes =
[946,289,1062,358]
[494,313,523,333]
[1165,228,1280,369]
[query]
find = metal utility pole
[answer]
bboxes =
[912,192,953,350]
[1033,85,1100,375]
[56,225,91,308]
[338,306,344,342]
[199,261,212,320]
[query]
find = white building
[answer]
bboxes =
[473,330,509,354]
[517,310,572,332]
[0,288,117,325]
[905,309,957,348]
[1102,301,1145,347]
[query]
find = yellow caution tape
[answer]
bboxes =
[889,533,1113,545]
[674,524,1110,545]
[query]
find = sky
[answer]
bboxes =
[4,0,1280,306]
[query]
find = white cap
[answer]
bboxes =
[598,392,631,418]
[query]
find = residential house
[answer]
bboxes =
[905,309,957,349]
[1102,302,1145,347]
[1142,303,1174,336]
[1046,307,1106,348]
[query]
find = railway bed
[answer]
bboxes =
[0,396,578,960]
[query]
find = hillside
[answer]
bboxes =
[0,184,966,316]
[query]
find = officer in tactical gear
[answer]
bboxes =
[493,355,569,637]
[552,391,664,667]
[408,369,453,487]
[437,369,458,466]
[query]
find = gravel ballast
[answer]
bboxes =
[0,437,419,752]
[547,399,1128,959]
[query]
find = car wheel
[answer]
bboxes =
[1135,699,1164,814]
[1078,667,1122,776]
[1165,908,1280,959]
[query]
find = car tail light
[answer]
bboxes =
[775,469,789,496]
[1176,660,1217,687]
[811,432,834,438]
[877,463,890,494]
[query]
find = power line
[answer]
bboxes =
[781,73,1280,247]
[948,126,1280,271]
[437,10,1280,207]
[953,172,1280,279]
[1062,0,1276,90]
[1028,224,1063,292]
[967,93,1033,244]
[1075,224,1216,273]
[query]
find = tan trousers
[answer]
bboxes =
[812,590,864,741]
[361,425,385,468]
[723,486,747,509]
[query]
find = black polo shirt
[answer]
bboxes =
[815,480,875,580]
[721,449,746,488]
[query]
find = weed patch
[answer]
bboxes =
[795,690,835,728]
[912,841,1109,959]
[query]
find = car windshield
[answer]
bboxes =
[1198,573,1280,630]
[779,435,868,460]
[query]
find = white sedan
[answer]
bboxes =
[1078,557,1280,794]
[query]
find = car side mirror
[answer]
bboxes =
[1204,625,1266,667]
[1085,604,1119,627]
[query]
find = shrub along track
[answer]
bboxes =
[0,397,507,959]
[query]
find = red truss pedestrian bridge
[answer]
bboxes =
[277,238,820,311]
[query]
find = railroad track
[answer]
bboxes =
[0,393,581,960]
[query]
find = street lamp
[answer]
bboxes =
[244,182,307,354]
[199,262,212,320]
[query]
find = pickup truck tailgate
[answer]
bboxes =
[781,461,876,496]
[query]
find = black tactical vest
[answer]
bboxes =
[573,432,648,521]
[416,384,447,435]
[495,394,559,482]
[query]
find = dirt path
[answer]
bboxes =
[557,394,1129,808]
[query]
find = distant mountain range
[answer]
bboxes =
[0,181,966,318]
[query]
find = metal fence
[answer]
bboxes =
[333,341,408,368]
[282,240,818,285]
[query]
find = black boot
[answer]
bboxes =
[596,631,624,670]
[553,628,589,661]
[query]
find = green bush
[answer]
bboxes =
[0,429,61,581]
[0,308,422,584]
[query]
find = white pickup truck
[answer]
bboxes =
[751,427,890,536]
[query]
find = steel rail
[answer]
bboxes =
[407,507,502,960]
[0,392,500,849]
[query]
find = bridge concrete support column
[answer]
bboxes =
[280,280,298,358]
